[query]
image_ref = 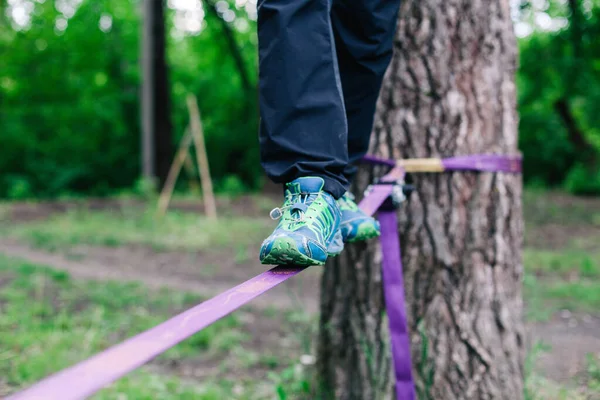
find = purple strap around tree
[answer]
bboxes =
[442,154,522,172]
[362,154,522,173]
[8,154,521,400]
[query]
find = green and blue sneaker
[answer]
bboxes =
[337,192,381,243]
[259,177,342,266]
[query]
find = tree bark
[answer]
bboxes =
[317,0,525,398]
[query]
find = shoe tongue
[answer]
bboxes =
[287,177,325,195]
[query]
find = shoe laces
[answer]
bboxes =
[270,192,321,222]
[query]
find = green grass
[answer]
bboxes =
[525,342,599,400]
[520,190,600,397]
[2,207,273,252]
[0,255,295,399]
[0,203,9,221]
[522,189,600,227]
[524,268,600,321]
[524,249,600,279]
[585,353,600,393]
[523,248,600,321]
[2,190,600,398]
[524,246,600,321]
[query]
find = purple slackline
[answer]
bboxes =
[9,153,522,400]
[9,167,401,400]
[7,266,308,400]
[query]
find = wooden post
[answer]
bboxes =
[156,129,193,217]
[141,0,155,182]
[186,94,218,220]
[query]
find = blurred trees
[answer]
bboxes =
[0,0,257,198]
[517,0,600,194]
[0,0,598,198]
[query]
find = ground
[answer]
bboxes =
[0,190,599,399]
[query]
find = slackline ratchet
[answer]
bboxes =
[8,153,522,400]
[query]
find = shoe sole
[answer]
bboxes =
[260,236,326,266]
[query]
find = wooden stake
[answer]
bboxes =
[186,94,218,220]
[156,129,193,217]
[141,0,155,181]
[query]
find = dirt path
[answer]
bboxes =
[0,238,321,313]
[529,313,600,384]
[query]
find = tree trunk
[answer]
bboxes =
[317,0,525,398]
[141,0,172,187]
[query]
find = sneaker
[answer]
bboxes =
[259,177,342,266]
[337,192,381,243]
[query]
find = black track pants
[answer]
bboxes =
[257,0,401,198]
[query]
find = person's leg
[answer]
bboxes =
[331,0,401,243]
[257,0,347,265]
[258,0,349,199]
[331,0,402,181]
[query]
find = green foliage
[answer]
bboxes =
[132,176,159,199]
[517,1,600,193]
[564,162,600,195]
[1,0,599,197]
[1,0,142,198]
[5,176,33,200]
[0,0,259,199]
[217,174,248,196]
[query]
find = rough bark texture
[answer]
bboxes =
[317,0,525,398]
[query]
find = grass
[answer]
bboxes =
[519,190,600,397]
[522,189,600,227]
[585,353,600,393]
[525,275,600,320]
[1,189,600,398]
[524,245,600,321]
[522,189,600,320]
[525,341,600,400]
[524,249,600,279]
[0,255,304,399]
[2,207,273,252]
[523,248,600,321]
